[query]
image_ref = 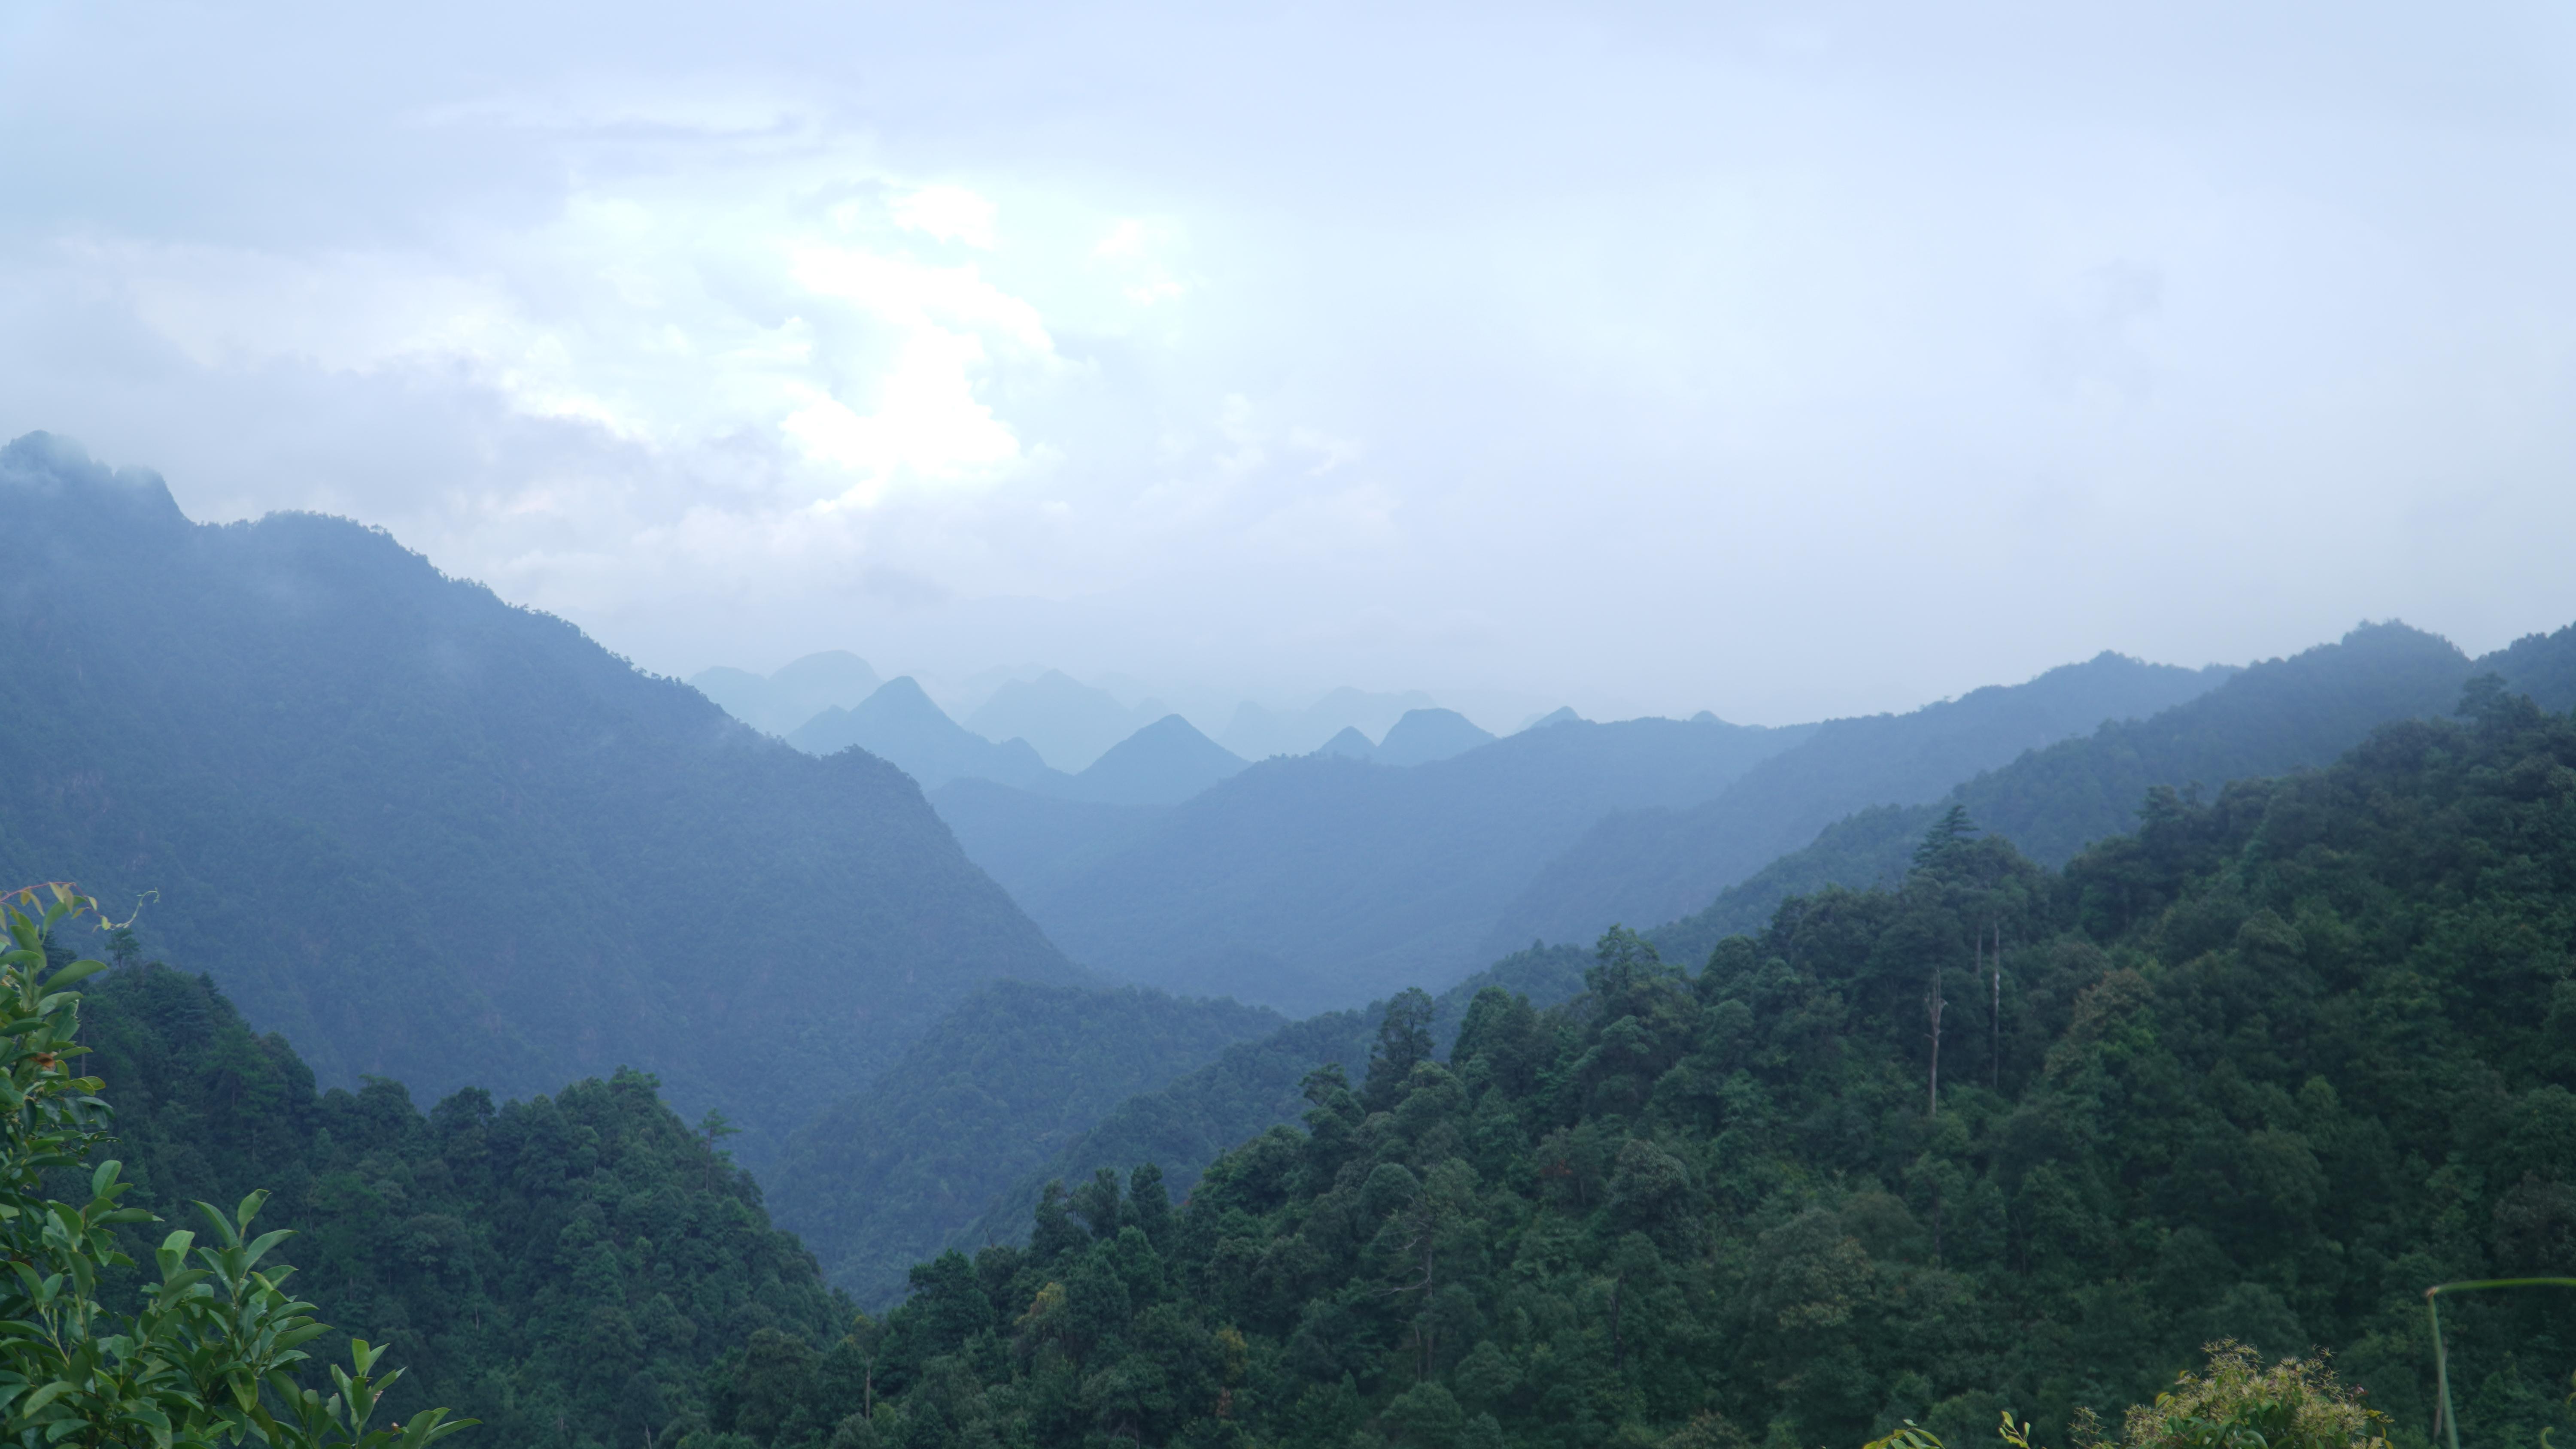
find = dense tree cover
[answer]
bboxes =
[0,885,467,1449]
[946,712,1816,1016]
[953,947,1594,1257]
[70,957,841,1449]
[1650,805,1931,962]
[1483,653,2232,958]
[0,432,1075,1169]
[769,984,1283,1307]
[1651,620,2576,968]
[706,682,2576,1449]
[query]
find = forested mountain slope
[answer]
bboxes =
[0,433,1075,1166]
[1651,619,2540,964]
[765,982,1282,1307]
[72,960,840,1449]
[952,943,1593,1258]
[722,681,2576,1449]
[982,715,1816,1014]
[1479,652,2231,957]
[928,781,1171,900]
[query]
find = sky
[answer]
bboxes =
[3,0,2572,727]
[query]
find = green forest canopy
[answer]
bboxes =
[690,678,2576,1449]
[29,669,2576,1449]
[70,959,841,1449]
[0,431,1075,1171]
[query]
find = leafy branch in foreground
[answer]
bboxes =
[0,883,470,1449]
[1871,1344,2387,1449]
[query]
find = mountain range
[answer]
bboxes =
[948,712,1815,1014]
[939,653,2220,1014]
[790,677,1253,807]
[0,431,1075,1168]
[813,618,2564,1294]
[687,651,881,736]
[23,424,2576,1342]
[1648,616,2576,963]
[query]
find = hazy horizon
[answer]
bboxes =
[6,2,2570,724]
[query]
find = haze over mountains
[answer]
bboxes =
[1480,652,2239,953]
[902,655,2223,1015]
[15,0,2576,1428]
[672,606,2554,1030]
[768,618,2576,1305]
[19,427,2576,1327]
[0,433,1077,1168]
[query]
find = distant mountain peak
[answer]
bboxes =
[1,431,188,532]
[790,677,1061,792]
[688,649,881,736]
[0,433,1074,1170]
[858,674,941,715]
[966,671,1163,772]
[1219,687,1437,759]
[1315,725,1378,760]
[1373,707,1497,767]
[1066,714,1249,807]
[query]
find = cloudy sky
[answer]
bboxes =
[4,0,2571,725]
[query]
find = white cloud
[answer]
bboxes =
[2,0,2572,720]
[893,186,1000,250]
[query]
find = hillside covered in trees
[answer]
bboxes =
[704,678,2576,1449]
[936,712,1817,1014]
[1649,619,2576,964]
[767,982,1284,1306]
[66,958,842,1449]
[0,431,1074,1167]
[1482,653,2236,955]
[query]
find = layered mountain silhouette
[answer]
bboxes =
[944,653,2221,1014]
[687,651,881,736]
[952,713,1817,1014]
[790,676,1060,791]
[1315,726,1376,760]
[1301,707,1499,766]
[1647,618,2576,964]
[1476,651,2235,955]
[1373,706,1498,765]
[1068,714,1249,805]
[790,681,1247,807]
[0,432,1076,1167]
[965,670,1168,772]
[1219,686,1439,758]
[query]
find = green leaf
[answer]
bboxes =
[18,1381,75,1417]
[239,1228,294,1271]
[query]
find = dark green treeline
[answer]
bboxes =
[696,680,2576,1449]
[69,961,841,1447]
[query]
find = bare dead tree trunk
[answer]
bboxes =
[1421,1237,1436,1379]
[1926,962,1944,1116]
[1609,1271,1626,1371]
[1989,921,2002,1090]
